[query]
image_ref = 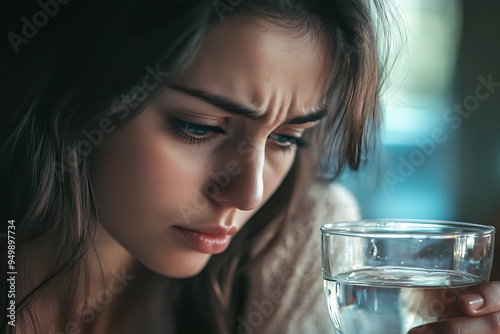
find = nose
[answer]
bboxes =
[208,140,265,211]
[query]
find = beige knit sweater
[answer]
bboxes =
[244,183,360,334]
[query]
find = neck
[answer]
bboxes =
[88,223,136,296]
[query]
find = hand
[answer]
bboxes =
[408,281,500,334]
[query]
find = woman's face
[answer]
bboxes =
[91,17,329,278]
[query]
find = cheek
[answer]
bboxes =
[90,116,217,277]
[90,120,202,230]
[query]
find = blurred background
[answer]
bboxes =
[341,0,500,278]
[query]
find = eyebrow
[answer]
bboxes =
[169,84,328,125]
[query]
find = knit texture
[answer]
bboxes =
[243,183,360,334]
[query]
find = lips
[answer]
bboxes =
[172,225,238,254]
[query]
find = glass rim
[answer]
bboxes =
[320,219,495,239]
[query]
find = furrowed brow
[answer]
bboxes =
[169,85,265,120]
[169,84,328,124]
[284,108,328,124]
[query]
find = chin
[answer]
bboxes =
[140,251,212,278]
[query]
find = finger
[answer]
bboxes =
[408,311,500,334]
[458,281,500,316]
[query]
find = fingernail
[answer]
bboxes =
[461,293,484,311]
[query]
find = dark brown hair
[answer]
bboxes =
[0,0,394,332]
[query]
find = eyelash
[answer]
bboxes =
[268,133,308,152]
[167,117,308,152]
[167,117,227,146]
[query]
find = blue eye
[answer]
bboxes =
[269,133,307,152]
[272,134,293,144]
[165,115,308,151]
[182,122,211,136]
[167,117,227,145]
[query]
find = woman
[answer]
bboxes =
[1,0,499,333]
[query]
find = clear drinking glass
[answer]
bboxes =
[321,219,495,334]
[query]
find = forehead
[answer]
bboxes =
[169,16,331,117]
